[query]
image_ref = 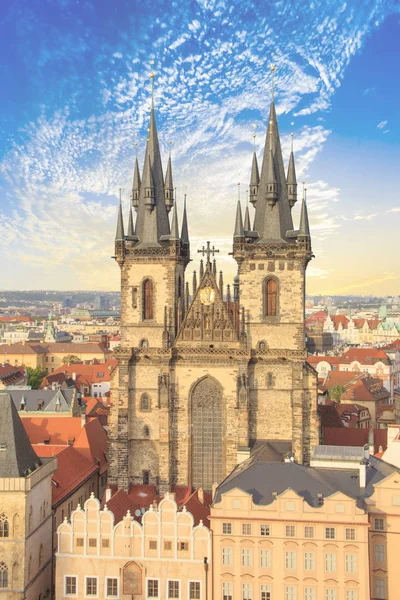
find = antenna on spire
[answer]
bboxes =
[270,63,276,102]
[169,139,172,157]
[237,182,241,201]
[119,187,122,204]
[149,60,155,109]
[246,189,249,206]
[290,122,295,151]
[302,181,306,200]
[134,142,138,158]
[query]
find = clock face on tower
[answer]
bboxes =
[199,286,215,306]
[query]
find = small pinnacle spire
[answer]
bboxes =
[164,156,174,213]
[249,152,260,208]
[115,189,125,241]
[213,259,217,277]
[287,141,297,209]
[244,204,251,232]
[170,200,180,240]
[127,207,135,237]
[132,157,141,210]
[199,259,204,279]
[219,270,224,293]
[265,149,278,207]
[233,198,245,239]
[192,271,197,296]
[150,71,155,109]
[299,185,311,238]
[181,194,189,244]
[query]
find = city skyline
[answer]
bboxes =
[0,0,399,294]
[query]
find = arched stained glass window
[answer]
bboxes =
[0,514,8,538]
[0,563,7,588]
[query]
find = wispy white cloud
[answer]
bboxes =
[354,213,378,220]
[377,120,388,129]
[386,207,400,213]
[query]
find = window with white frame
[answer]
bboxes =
[242,523,252,535]
[222,582,233,600]
[304,526,314,538]
[304,588,316,600]
[345,554,357,573]
[85,577,98,596]
[242,548,252,567]
[222,522,232,534]
[260,523,270,536]
[65,576,77,596]
[106,578,118,598]
[325,553,336,572]
[345,528,356,541]
[304,551,315,570]
[375,544,385,562]
[285,551,296,569]
[285,525,296,537]
[222,548,232,566]
[242,583,253,600]
[189,581,200,600]
[260,549,271,568]
[374,518,384,531]
[168,580,180,599]
[147,579,159,598]
[286,586,297,600]
[375,579,386,599]
[346,591,358,600]
[325,590,337,600]
[325,527,336,539]
[260,584,271,600]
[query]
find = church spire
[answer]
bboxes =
[265,149,278,207]
[299,185,311,239]
[181,194,189,244]
[115,190,125,242]
[164,154,174,213]
[170,199,180,241]
[127,206,135,238]
[233,198,245,240]
[249,151,260,208]
[132,156,141,210]
[134,73,170,246]
[287,133,297,209]
[244,203,251,232]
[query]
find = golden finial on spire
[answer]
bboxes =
[270,61,276,102]
[301,181,306,200]
[149,62,155,108]
[237,182,241,201]
[119,187,122,204]
[169,140,172,156]
[290,121,295,151]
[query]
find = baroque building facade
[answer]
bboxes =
[108,82,319,494]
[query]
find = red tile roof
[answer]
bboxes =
[47,359,117,388]
[353,318,366,329]
[330,315,349,330]
[0,316,33,322]
[0,343,47,355]
[306,311,328,327]
[319,371,362,392]
[52,446,98,506]
[318,404,344,428]
[367,319,380,330]
[22,416,83,447]
[340,348,391,365]
[341,377,390,403]
[336,403,371,428]
[323,427,387,453]
[307,355,341,366]
[74,417,107,474]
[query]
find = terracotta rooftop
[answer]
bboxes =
[52,445,98,506]
[318,404,344,428]
[22,416,83,448]
[48,358,117,387]
[324,427,387,453]
[330,315,350,330]
[307,355,341,366]
[340,348,391,365]
[0,343,47,355]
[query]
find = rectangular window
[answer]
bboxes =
[65,576,77,596]
[304,552,315,570]
[286,586,297,600]
[242,583,253,600]
[286,525,296,537]
[242,523,252,535]
[222,582,233,600]
[375,579,386,599]
[168,580,180,599]
[326,591,337,600]
[325,527,336,539]
[285,551,296,569]
[375,544,385,562]
[260,523,271,536]
[149,540,157,550]
[304,588,316,600]
[304,526,314,539]
[242,548,252,567]
[345,528,356,541]
[142,470,150,485]
[260,549,271,568]
[178,541,189,551]
[102,538,110,548]
[86,577,97,596]
[164,541,172,551]
[88,538,97,547]
[346,592,358,600]
[222,548,233,566]
[148,580,159,598]
[325,553,337,572]
[374,518,384,531]
[76,537,84,547]
[106,578,118,598]
[222,522,232,534]
[189,582,201,600]
[345,554,357,573]
[260,584,271,600]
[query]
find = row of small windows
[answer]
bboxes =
[222,548,358,572]
[65,576,200,598]
[222,583,359,600]
[222,522,357,540]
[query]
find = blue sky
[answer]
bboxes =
[0,0,399,294]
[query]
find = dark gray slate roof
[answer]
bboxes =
[8,389,74,413]
[0,392,42,477]
[214,443,398,510]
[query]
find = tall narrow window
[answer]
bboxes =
[0,563,8,588]
[0,514,8,538]
[263,278,278,317]
[143,279,154,320]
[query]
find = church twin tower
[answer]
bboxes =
[109,86,319,493]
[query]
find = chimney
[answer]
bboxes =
[359,460,367,489]
[198,487,204,504]
[81,411,86,428]
[72,372,76,381]
[105,488,112,503]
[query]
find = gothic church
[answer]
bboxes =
[109,82,319,494]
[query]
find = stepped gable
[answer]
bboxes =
[177,264,238,344]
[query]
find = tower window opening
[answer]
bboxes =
[263,278,278,317]
[143,279,154,320]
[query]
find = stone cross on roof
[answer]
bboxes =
[197,241,219,266]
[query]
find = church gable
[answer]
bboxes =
[177,265,239,344]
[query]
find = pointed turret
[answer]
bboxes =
[170,201,180,241]
[115,198,125,242]
[249,152,260,207]
[287,149,297,209]
[299,190,311,239]
[244,204,251,232]
[265,149,278,207]
[233,200,245,240]
[164,156,174,213]
[132,157,141,210]
[143,154,155,211]
[127,207,135,238]
[181,194,189,245]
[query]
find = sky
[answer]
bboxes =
[0,0,399,295]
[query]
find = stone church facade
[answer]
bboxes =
[108,87,319,494]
